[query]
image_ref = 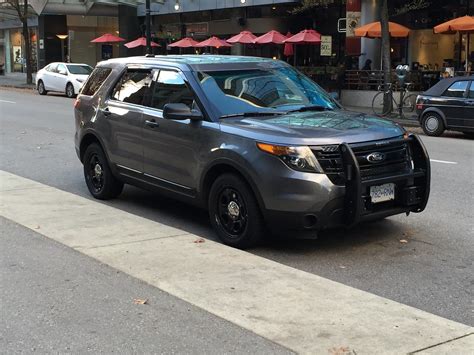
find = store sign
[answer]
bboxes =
[320,36,332,56]
[346,11,361,37]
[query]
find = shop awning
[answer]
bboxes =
[253,30,288,44]
[227,31,257,44]
[91,33,126,43]
[168,38,200,48]
[354,21,410,38]
[124,37,160,49]
[195,36,232,48]
[283,32,294,57]
[284,29,321,44]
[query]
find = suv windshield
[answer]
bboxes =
[67,64,93,75]
[195,65,339,117]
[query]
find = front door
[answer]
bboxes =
[102,67,153,174]
[142,69,201,195]
[464,81,474,130]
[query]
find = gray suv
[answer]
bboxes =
[74,55,430,248]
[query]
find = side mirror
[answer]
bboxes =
[163,103,203,121]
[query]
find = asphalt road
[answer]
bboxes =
[1,88,473,329]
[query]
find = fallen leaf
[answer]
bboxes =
[193,238,205,244]
[399,239,408,244]
[328,346,353,355]
[34,225,40,229]
[133,298,148,305]
[339,265,346,269]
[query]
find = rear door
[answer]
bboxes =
[439,80,469,128]
[102,67,153,174]
[42,63,58,91]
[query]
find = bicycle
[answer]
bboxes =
[371,82,417,118]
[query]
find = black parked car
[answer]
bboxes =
[416,76,474,137]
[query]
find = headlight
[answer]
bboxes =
[256,142,323,173]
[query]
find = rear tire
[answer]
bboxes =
[372,91,392,116]
[37,80,47,95]
[421,112,445,136]
[66,82,75,98]
[208,173,264,249]
[83,143,123,200]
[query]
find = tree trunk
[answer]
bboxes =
[380,0,392,111]
[22,0,33,84]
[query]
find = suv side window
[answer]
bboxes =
[81,67,112,96]
[112,68,153,105]
[149,70,194,110]
[443,81,469,98]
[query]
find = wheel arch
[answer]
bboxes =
[200,159,265,213]
[79,132,106,163]
[422,107,447,128]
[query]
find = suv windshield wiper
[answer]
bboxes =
[220,111,287,119]
[286,105,334,113]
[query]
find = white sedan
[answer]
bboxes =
[36,62,93,98]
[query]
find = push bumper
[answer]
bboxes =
[264,134,430,235]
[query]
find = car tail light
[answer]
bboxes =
[415,96,424,110]
[74,98,80,108]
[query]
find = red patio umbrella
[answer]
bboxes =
[196,36,232,48]
[124,37,160,49]
[227,31,257,44]
[283,32,294,57]
[284,29,322,44]
[169,37,200,48]
[253,30,288,44]
[90,33,125,43]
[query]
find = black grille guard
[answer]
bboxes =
[339,133,431,227]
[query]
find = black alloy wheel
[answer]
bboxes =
[83,143,123,200]
[209,173,264,249]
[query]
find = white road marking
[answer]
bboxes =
[0,170,472,354]
[0,99,16,104]
[430,159,458,165]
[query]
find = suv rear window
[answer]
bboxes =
[81,67,112,96]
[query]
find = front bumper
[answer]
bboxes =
[263,134,430,234]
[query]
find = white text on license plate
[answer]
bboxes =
[370,183,395,203]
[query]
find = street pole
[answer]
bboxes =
[145,0,151,55]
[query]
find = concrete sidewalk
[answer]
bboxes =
[0,72,36,89]
[1,170,472,354]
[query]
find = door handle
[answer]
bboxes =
[101,108,112,117]
[145,119,160,128]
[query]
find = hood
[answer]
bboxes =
[219,109,405,145]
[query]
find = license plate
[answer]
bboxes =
[370,183,395,203]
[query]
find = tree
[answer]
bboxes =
[5,0,33,84]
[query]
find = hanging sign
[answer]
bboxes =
[320,36,332,56]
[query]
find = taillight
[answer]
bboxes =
[74,98,80,108]
[416,96,424,110]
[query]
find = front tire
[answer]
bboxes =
[208,173,264,249]
[66,82,75,98]
[421,112,445,136]
[83,143,123,200]
[37,80,47,95]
